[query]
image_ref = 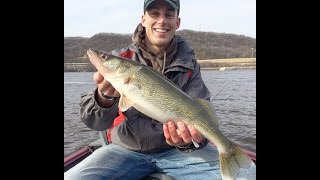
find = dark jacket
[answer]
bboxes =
[80,35,211,152]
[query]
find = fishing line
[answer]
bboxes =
[211,80,229,101]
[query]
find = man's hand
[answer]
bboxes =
[94,72,120,107]
[163,121,203,146]
[94,72,120,97]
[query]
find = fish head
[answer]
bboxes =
[87,49,122,74]
[87,48,142,83]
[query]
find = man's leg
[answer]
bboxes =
[156,144,256,180]
[155,144,222,180]
[64,144,157,180]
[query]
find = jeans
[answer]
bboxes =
[64,143,222,180]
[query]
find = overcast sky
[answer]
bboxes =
[64,0,256,38]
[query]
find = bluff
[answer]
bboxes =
[64,30,255,64]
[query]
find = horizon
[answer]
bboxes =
[64,0,256,39]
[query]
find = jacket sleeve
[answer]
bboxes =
[79,88,119,131]
[184,62,211,101]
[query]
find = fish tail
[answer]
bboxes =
[219,145,255,180]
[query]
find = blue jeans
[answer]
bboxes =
[64,143,222,180]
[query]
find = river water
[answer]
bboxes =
[64,69,256,157]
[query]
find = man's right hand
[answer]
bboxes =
[94,72,120,107]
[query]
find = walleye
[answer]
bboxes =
[86,48,255,180]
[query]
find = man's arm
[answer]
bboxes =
[79,72,120,131]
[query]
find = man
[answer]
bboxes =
[65,0,222,179]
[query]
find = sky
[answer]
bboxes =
[64,0,256,38]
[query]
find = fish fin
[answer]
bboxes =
[219,145,255,180]
[118,95,134,111]
[194,98,219,127]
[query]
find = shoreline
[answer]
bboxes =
[64,58,256,72]
[201,66,256,71]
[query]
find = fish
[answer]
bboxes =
[86,48,256,180]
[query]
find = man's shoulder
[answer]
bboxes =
[176,35,194,53]
[168,36,197,71]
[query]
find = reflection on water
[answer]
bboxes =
[64,69,256,157]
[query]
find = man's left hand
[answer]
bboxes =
[163,120,203,146]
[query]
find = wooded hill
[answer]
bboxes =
[64,30,256,63]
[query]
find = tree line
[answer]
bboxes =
[64,30,256,64]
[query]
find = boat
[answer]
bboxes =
[64,132,256,179]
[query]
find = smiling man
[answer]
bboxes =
[142,0,180,54]
[65,0,224,179]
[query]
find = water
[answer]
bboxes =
[202,69,256,153]
[64,69,256,157]
[64,72,98,157]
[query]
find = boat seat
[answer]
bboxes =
[99,131,175,180]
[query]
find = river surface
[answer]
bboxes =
[64,69,256,157]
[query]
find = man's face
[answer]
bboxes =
[141,1,180,50]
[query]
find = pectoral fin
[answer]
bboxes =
[118,95,134,111]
